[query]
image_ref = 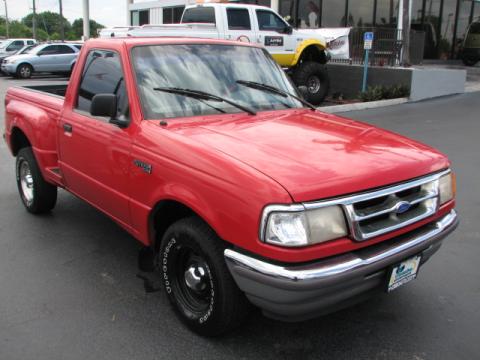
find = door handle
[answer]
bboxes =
[63,123,73,133]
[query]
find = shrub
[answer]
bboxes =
[359,84,410,102]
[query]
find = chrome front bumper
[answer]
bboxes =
[225,210,458,321]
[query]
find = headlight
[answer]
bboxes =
[261,205,348,247]
[6,59,16,64]
[439,172,456,205]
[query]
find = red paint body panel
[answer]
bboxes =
[3,37,454,263]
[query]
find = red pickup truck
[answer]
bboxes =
[3,37,458,336]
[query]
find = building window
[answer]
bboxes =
[279,0,295,25]
[375,0,399,26]
[322,0,347,27]
[131,9,150,26]
[163,6,185,24]
[297,0,321,28]
[347,0,374,27]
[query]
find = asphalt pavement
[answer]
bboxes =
[0,75,479,360]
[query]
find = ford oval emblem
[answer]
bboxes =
[395,201,411,214]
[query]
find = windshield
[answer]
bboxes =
[24,45,40,54]
[131,44,303,119]
[0,41,11,50]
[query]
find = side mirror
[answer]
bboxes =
[283,25,293,35]
[90,94,129,128]
[298,85,308,99]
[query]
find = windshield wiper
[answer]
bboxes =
[236,80,316,111]
[153,87,256,115]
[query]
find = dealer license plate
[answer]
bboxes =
[387,255,421,292]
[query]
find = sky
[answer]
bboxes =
[4,0,131,28]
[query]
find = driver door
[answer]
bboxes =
[253,9,296,67]
[58,49,133,226]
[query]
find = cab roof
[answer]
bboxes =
[84,36,262,50]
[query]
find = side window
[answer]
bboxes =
[182,7,215,23]
[76,50,128,120]
[39,45,56,55]
[227,8,251,30]
[27,40,35,45]
[74,44,83,51]
[256,10,288,32]
[56,45,75,54]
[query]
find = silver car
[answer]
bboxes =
[1,43,81,79]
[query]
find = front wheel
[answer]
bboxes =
[159,217,250,336]
[16,147,57,214]
[292,61,330,105]
[16,63,33,79]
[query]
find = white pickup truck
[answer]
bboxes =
[103,3,340,104]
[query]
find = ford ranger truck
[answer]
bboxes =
[3,37,458,337]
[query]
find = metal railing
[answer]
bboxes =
[331,27,425,66]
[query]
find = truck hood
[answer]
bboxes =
[170,110,449,202]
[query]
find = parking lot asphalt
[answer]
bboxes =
[0,74,479,360]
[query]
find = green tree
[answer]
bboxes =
[22,11,71,38]
[0,19,32,39]
[71,18,105,39]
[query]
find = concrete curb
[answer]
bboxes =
[465,83,480,93]
[318,97,409,114]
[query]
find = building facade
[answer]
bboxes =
[127,0,480,59]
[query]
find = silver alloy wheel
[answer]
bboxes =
[307,75,321,93]
[20,65,31,78]
[19,161,34,205]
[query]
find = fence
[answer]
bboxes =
[331,27,425,66]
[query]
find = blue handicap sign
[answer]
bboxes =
[364,32,374,41]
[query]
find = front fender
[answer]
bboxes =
[292,39,327,66]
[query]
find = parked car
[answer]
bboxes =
[3,37,458,336]
[110,3,334,105]
[1,43,80,79]
[461,21,480,66]
[0,44,37,74]
[0,39,36,57]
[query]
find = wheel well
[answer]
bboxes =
[17,62,33,71]
[149,200,196,251]
[10,127,31,156]
[299,45,327,64]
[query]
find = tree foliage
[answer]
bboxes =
[0,12,105,41]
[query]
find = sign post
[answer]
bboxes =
[362,32,374,93]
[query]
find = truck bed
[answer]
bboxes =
[23,84,68,98]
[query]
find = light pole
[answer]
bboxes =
[32,0,37,40]
[82,0,90,40]
[3,0,8,38]
[59,0,64,41]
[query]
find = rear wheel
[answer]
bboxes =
[16,147,57,214]
[16,63,33,79]
[292,61,330,105]
[159,217,250,336]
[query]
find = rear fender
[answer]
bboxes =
[6,99,59,178]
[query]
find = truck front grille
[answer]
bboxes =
[304,171,448,241]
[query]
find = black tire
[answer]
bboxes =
[16,147,57,214]
[462,56,478,67]
[159,217,250,336]
[16,63,33,79]
[292,61,330,105]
